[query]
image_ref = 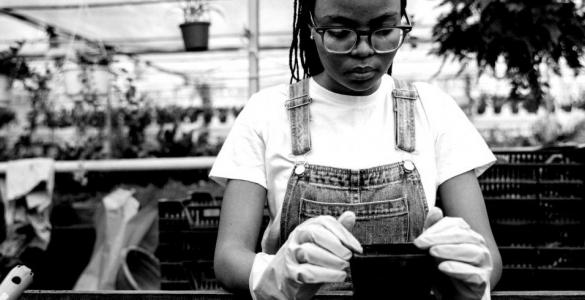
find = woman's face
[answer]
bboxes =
[311,0,402,95]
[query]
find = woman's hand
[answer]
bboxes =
[252,211,362,300]
[415,207,493,300]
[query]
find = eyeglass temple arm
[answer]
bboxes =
[403,12,412,27]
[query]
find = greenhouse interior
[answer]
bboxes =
[0,0,584,299]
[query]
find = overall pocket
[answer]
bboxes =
[300,197,409,245]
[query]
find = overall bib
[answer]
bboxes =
[279,78,430,290]
[280,78,428,246]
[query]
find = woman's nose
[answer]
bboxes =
[351,35,375,57]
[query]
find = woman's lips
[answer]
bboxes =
[348,66,376,80]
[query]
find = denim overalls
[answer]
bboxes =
[279,77,429,250]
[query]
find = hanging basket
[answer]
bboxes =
[0,74,12,106]
[179,21,210,51]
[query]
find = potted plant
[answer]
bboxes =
[179,0,221,51]
[0,41,31,105]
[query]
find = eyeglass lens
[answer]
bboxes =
[322,28,404,53]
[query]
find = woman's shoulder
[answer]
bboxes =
[410,81,461,112]
[248,83,289,108]
[238,83,289,126]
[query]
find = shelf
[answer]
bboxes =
[0,157,216,174]
[480,179,538,184]
[484,197,585,201]
[480,180,583,184]
[493,162,585,167]
[492,220,585,226]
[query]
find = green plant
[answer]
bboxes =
[181,0,222,23]
[76,50,113,66]
[432,0,585,112]
[0,41,31,80]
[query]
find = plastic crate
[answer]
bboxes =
[158,189,222,291]
[486,199,585,226]
[481,148,585,291]
[183,260,222,291]
[160,262,192,290]
[492,148,585,164]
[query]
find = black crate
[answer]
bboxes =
[183,260,222,291]
[482,147,585,291]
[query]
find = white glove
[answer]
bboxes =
[251,211,362,300]
[415,207,492,300]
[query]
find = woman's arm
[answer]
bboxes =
[214,179,267,291]
[438,170,503,288]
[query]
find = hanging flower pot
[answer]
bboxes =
[178,1,223,51]
[179,21,210,51]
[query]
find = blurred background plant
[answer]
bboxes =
[0,41,31,81]
[433,0,585,112]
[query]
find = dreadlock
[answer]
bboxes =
[289,0,408,83]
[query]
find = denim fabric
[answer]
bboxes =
[392,79,417,153]
[280,161,428,246]
[279,78,428,247]
[285,80,312,156]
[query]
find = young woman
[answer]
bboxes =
[211,0,502,299]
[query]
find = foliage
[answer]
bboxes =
[0,41,31,80]
[23,69,53,132]
[0,107,16,129]
[0,104,241,161]
[432,0,585,112]
[181,0,223,23]
[76,50,113,66]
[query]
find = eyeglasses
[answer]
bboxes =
[309,13,412,54]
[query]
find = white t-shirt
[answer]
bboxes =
[209,74,496,253]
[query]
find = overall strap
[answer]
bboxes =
[392,78,418,153]
[285,79,312,156]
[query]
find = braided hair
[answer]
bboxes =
[289,0,407,83]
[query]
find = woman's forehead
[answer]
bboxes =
[313,0,401,20]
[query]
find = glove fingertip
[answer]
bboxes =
[338,211,356,230]
[413,237,430,249]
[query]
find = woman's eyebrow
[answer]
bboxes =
[369,12,401,25]
[319,12,400,26]
[319,15,360,26]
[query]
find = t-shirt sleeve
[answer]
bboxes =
[416,82,496,186]
[209,94,267,188]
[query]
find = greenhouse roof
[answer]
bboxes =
[0,0,294,55]
[0,0,441,56]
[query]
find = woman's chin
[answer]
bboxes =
[344,76,382,95]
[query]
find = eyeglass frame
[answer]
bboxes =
[308,12,413,54]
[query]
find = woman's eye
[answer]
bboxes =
[326,29,353,39]
[374,29,394,37]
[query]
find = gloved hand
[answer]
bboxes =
[415,207,492,300]
[251,211,362,300]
